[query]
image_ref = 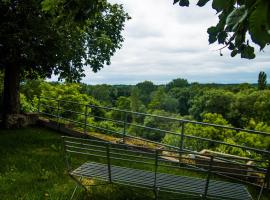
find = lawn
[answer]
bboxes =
[0,126,267,200]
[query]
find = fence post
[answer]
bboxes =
[179,122,185,151]
[203,156,214,199]
[38,96,41,113]
[123,111,127,143]
[106,143,112,183]
[84,105,88,134]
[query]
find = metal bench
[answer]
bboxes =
[62,136,260,200]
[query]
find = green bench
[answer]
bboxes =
[62,136,261,200]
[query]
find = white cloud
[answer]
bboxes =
[82,0,270,85]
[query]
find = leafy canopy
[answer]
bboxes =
[173,0,270,59]
[0,0,130,81]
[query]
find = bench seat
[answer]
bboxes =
[71,162,253,200]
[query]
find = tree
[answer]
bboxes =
[110,96,132,122]
[136,81,156,105]
[189,89,234,121]
[142,110,179,142]
[258,71,267,90]
[173,0,270,59]
[166,78,189,91]
[148,87,179,113]
[130,87,146,122]
[168,87,191,115]
[0,0,129,126]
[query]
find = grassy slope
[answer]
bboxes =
[0,127,81,200]
[0,126,267,200]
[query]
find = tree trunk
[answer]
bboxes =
[2,63,21,127]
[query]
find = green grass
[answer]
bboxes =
[0,126,82,199]
[0,126,268,200]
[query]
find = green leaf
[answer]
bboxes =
[197,0,210,7]
[226,5,248,31]
[212,0,230,13]
[173,0,180,5]
[228,42,235,50]
[235,33,245,47]
[207,26,218,44]
[249,0,270,49]
[179,0,189,7]
[231,49,238,57]
[217,31,227,43]
[240,45,255,59]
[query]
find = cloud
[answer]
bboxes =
[81,0,270,85]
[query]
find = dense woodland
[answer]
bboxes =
[0,72,269,158]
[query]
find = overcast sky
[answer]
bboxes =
[82,0,270,85]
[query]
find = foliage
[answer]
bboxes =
[149,87,179,113]
[20,93,37,113]
[184,113,236,151]
[140,110,180,142]
[110,96,132,122]
[96,120,120,135]
[189,89,234,121]
[173,0,270,59]
[81,84,118,106]
[166,78,189,91]
[163,113,236,151]
[218,119,270,158]
[130,87,146,123]
[258,71,267,90]
[39,83,91,119]
[136,81,156,105]
[168,87,191,115]
[0,0,129,80]
[20,79,43,101]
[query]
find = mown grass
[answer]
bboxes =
[0,126,268,200]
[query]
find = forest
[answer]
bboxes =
[1,71,269,159]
